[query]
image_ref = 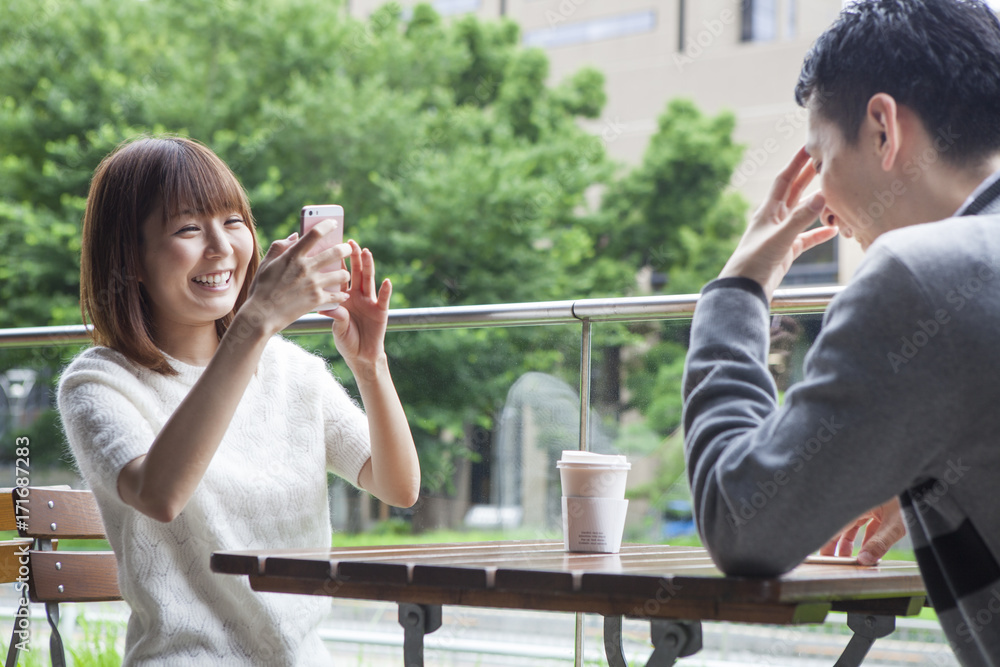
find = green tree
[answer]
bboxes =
[600,99,747,434]
[602,98,746,294]
[0,0,745,501]
[0,0,629,483]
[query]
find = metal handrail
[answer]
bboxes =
[0,282,844,667]
[0,285,842,349]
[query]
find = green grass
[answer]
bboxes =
[1,614,122,667]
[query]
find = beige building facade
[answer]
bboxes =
[349,0,867,283]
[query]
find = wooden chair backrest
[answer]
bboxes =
[17,487,107,540]
[0,540,32,583]
[7,487,121,604]
[28,551,121,603]
[0,489,16,531]
[0,490,32,583]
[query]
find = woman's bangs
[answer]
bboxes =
[160,142,252,224]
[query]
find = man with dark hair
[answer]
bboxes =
[682,1,1000,663]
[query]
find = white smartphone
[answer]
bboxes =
[804,555,870,566]
[299,205,345,310]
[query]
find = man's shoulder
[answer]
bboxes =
[873,214,1000,264]
[838,215,1000,317]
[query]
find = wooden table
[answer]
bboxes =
[211,540,927,666]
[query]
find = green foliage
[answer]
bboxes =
[0,0,745,491]
[602,98,747,291]
[601,99,748,515]
[624,341,688,437]
[0,614,121,666]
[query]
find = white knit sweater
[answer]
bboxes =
[58,336,372,666]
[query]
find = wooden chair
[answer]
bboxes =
[4,486,121,667]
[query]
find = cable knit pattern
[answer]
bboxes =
[58,336,372,666]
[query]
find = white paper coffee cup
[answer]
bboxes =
[557,450,631,499]
[561,496,629,553]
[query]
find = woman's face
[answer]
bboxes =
[140,206,255,336]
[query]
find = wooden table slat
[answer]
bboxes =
[211,541,926,627]
[245,574,835,625]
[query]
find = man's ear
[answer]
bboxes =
[866,93,901,171]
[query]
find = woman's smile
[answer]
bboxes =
[192,269,234,291]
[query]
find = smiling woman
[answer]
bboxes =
[138,206,255,361]
[59,135,420,665]
[80,138,260,374]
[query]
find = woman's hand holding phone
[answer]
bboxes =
[239,218,352,338]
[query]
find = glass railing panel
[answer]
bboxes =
[0,301,948,665]
[295,321,584,544]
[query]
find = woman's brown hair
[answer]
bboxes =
[80,136,261,374]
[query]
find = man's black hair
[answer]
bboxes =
[796,0,1000,166]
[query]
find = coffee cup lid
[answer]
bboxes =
[557,450,631,470]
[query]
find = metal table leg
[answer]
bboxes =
[604,615,703,667]
[398,603,442,667]
[833,613,896,667]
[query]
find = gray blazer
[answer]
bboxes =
[683,179,1000,666]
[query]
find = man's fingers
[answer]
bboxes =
[838,523,863,556]
[762,148,812,218]
[772,193,826,249]
[858,530,891,565]
[786,161,817,210]
[858,507,907,566]
[819,535,840,557]
[787,192,826,232]
[793,225,839,261]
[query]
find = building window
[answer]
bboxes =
[741,0,796,43]
[523,10,657,49]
